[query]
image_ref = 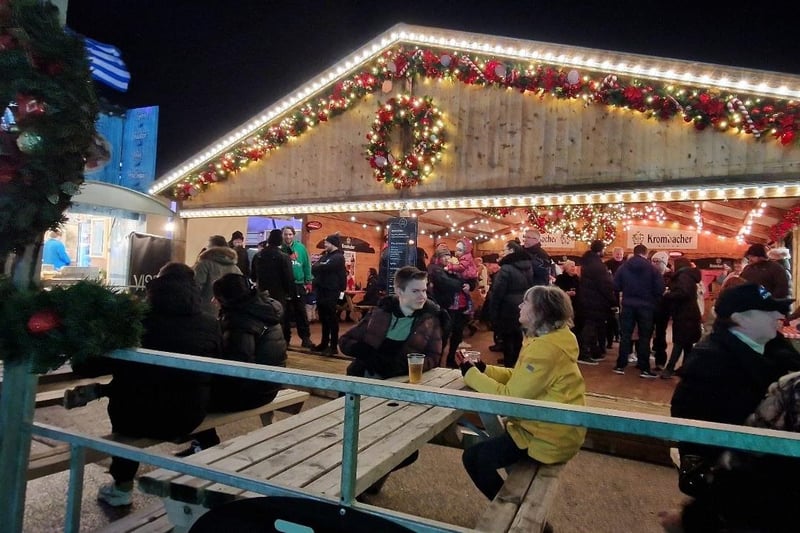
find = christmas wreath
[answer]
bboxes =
[364,94,445,189]
[0,0,98,257]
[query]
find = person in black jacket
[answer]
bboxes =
[358,267,381,306]
[577,240,616,365]
[427,244,471,367]
[489,240,533,367]
[660,258,702,379]
[73,262,222,507]
[251,229,297,344]
[311,233,347,355]
[179,273,289,455]
[667,283,800,532]
[229,230,250,278]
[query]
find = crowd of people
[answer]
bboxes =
[66,226,800,532]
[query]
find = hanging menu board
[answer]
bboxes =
[386,217,418,294]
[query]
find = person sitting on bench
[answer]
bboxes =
[177,273,288,456]
[71,262,222,507]
[458,285,587,500]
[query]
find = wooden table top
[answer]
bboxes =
[138,368,465,506]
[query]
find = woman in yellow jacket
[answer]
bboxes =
[458,285,587,499]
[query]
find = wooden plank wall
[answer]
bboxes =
[183,79,800,210]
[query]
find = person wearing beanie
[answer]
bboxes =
[193,235,243,315]
[666,283,800,531]
[311,233,347,355]
[228,231,250,278]
[251,229,296,342]
[577,239,615,365]
[741,243,790,298]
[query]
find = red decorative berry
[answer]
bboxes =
[27,309,61,334]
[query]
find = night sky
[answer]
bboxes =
[66,0,800,177]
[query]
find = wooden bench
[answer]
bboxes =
[137,368,465,530]
[33,375,113,408]
[27,388,310,480]
[474,460,565,533]
[94,503,171,533]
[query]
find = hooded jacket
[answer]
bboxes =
[464,326,587,464]
[194,246,242,314]
[212,291,287,410]
[664,266,703,345]
[339,296,449,378]
[613,254,664,310]
[82,274,223,438]
[578,251,616,321]
[489,251,533,324]
[445,238,478,281]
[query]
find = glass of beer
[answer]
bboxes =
[463,350,481,364]
[406,353,425,384]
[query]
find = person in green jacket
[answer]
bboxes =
[458,284,587,499]
[280,226,314,348]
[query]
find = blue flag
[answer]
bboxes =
[83,36,130,92]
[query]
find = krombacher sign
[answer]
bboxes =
[626,225,698,250]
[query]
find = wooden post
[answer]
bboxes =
[0,242,43,532]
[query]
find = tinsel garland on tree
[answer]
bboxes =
[0,0,145,372]
[0,0,98,256]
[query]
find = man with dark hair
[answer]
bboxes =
[340,266,449,378]
[522,229,554,286]
[251,229,296,342]
[280,226,314,349]
[741,243,790,298]
[229,230,250,278]
[612,244,665,378]
[577,240,615,365]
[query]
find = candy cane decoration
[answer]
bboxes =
[727,97,759,137]
[461,54,487,82]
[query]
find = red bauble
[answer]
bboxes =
[27,309,61,334]
[15,93,46,122]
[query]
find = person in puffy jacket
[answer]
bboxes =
[194,235,242,315]
[660,258,703,378]
[179,273,288,455]
[489,240,533,367]
[458,285,586,500]
[577,240,616,365]
[311,234,347,355]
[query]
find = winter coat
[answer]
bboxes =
[359,272,381,306]
[524,243,553,286]
[664,267,703,345]
[311,248,346,303]
[212,292,287,411]
[280,240,313,285]
[578,251,615,321]
[339,297,449,378]
[445,238,478,281]
[251,246,296,303]
[464,326,587,464]
[613,255,664,310]
[194,246,242,315]
[74,274,222,439]
[741,259,791,299]
[427,261,466,311]
[489,251,533,326]
[671,327,800,461]
[230,243,250,278]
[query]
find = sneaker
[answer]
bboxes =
[660,369,675,379]
[458,341,472,349]
[312,343,328,352]
[300,338,314,349]
[577,356,598,366]
[612,367,626,375]
[628,355,638,364]
[97,483,132,507]
[174,439,204,457]
[590,354,607,362]
[63,383,103,410]
[639,370,658,379]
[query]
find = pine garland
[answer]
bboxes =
[0,0,98,256]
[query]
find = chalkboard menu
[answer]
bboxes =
[386,217,418,294]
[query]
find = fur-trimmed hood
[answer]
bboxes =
[198,245,238,265]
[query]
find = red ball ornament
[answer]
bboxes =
[27,309,61,334]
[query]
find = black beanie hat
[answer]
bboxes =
[325,233,342,248]
[267,229,283,247]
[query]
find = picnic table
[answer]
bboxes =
[137,367,465,529]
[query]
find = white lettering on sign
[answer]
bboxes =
[539,232,576,249]
[626,225,698,250]
[132,273,155,288]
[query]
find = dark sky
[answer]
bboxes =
[66,0,800,177]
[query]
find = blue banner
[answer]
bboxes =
[119,106,159,193]
[84,112,124,184]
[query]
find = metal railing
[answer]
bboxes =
[24,347,800,532]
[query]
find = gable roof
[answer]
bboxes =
[150,23,800,201]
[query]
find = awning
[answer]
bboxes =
[71,180,174,217]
